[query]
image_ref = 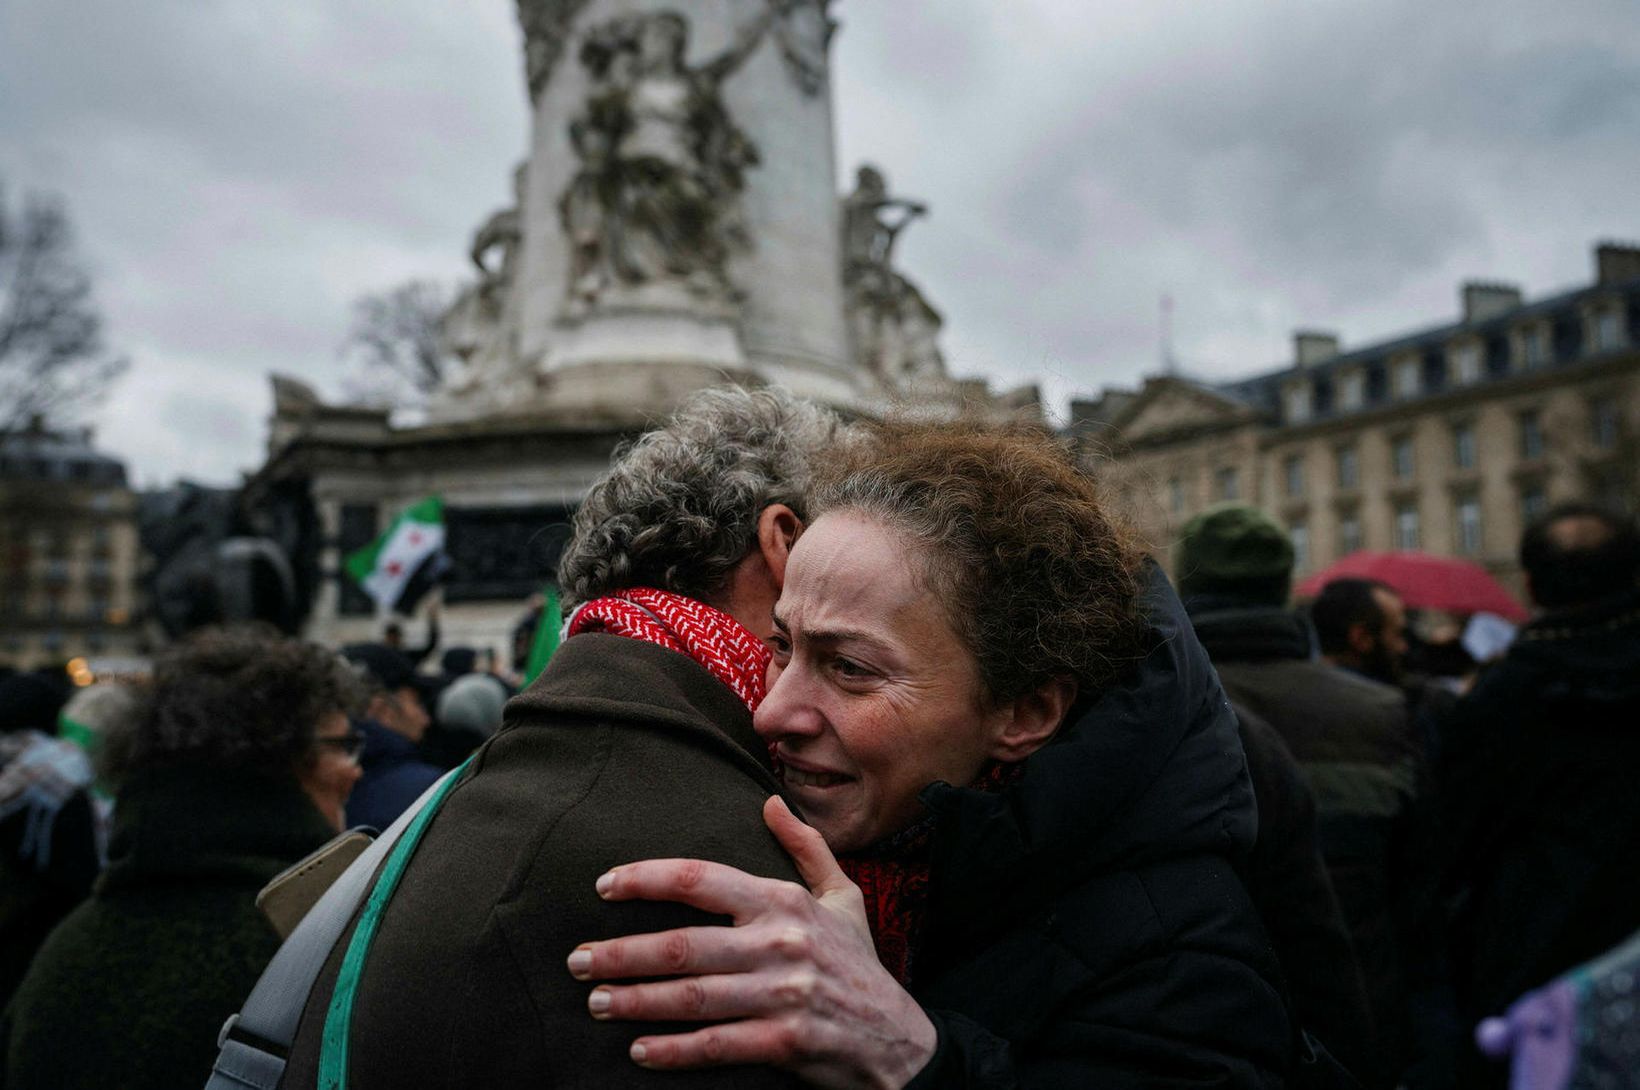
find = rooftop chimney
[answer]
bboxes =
[1596,241,1640,286]
[1462,281,1523,323]
[1293,330,1339,368]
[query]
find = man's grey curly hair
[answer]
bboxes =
[557,387,850,606]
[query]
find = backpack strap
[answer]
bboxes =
[204,760,468,1090]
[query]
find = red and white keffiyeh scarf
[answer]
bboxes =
[566,586,771,712]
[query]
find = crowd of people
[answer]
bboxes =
[1,386,1638,1089]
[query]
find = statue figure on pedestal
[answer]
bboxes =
[559,9,774,317]
[443,164,526,391]
[767,0,836,96]
[517,0,595,101]
[841,164,947,384]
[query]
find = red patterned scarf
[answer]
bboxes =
[566,586,771,712]
[838,760,1023,987]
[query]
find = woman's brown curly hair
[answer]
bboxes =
[116,625,365,780]
[810,419,1148,707]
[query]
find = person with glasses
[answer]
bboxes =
[0,627,367,1090]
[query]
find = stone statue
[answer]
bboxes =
[766,0,836,96]
[840,164,946,384]
[516,0,595,101]
[470,162,526,290]
[559,9,774,316]
[443,164,526,386]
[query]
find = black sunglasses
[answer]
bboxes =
[315,731,366,761]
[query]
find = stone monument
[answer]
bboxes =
[433,0,862,420]
[250,0,1039,654]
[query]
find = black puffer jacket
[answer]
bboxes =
[904,565,1292,1088]
[1439,588,1640,1084]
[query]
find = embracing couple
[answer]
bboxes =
[275,388,1293,1088]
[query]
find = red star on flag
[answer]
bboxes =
[386,561,403,577]
[408,531,422,546]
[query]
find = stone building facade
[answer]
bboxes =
[1073,242,1640,595]
[0,421,144,667]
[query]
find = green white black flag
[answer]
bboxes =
[344,496,447,614]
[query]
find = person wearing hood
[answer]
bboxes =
[1,628,364,1090]
[339,642,442,829]
[570,423,1292,1087]
[1439,503,1640,1087]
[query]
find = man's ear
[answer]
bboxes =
[756,504,804,591]
[990,676,1079,763]
[1347,621,1376,657]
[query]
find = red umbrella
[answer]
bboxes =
[1294,551,1529,622]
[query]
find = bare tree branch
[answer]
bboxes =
[0,182,129,434]
[341,279,452,406]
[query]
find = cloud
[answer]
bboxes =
[3,0,1636,477]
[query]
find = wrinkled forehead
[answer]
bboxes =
[781,511,930,629]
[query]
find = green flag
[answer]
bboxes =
[524,584,563,684]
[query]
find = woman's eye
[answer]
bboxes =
[833,657,872,679]
[768,634,791,659]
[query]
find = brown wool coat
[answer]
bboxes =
[278,633,804,1089]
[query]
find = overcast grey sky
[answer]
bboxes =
[2,1,1636,486]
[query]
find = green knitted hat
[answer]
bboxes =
[1174,502,1294,603]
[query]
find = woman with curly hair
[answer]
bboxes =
[1,628,365,1090]
[572,420,1294,1087]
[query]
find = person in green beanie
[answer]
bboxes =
[1177,503,1442,1089]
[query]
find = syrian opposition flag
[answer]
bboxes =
[344,496,450,615]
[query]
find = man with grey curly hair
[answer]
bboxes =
[278,386,840,1089]
[557,385,847,609]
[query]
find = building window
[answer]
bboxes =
[1453,422,1477,470]
[1337,370,1365,411]
[1393,357,1421,399]
[1518,325,1551,370]
[1339,514,1363,557]
[1395,502,1421,550]
[1521,484,1548,524]
[88,596,109,624]
[1168,477,1185,515]
[1216,467,1240,501]
[1283,455,1306,499]
[1449,342,1483,386]
[1392,435,1416,480]
[1290,522,1310,572]
[1336,445,1360,490]
[1455,493,1483,556]
[1593,307,1626,352]
[1284,382,1313,424]
[1591,397,1622,449]
[338,503,380,618]
[1519,409,1545,460]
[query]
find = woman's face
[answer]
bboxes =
[755,511,1012,853]
[297,710,364,832]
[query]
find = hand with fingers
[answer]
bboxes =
[566,796,937,1089]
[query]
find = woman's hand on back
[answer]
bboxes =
[566,796,937,1089]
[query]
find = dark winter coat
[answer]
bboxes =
[344,716,443,831]
[278,633,804,1089]
[0,763,335,1090]
[1438,589,1640,1081]
[903,565,1292,1088]
[0,784,98,1011]
[1236,704,1377,1082]
[1189,602,1435,1088]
